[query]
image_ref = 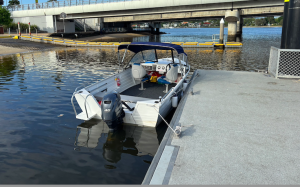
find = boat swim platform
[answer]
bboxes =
[143,70,300,185]
[13,35,242,48]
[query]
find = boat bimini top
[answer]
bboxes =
[118,42,187,56]
[117,42,188,71]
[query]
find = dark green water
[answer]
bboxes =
[0,27,281,184]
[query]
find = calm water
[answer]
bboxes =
[97,27,282,71]
[0,27,281,184]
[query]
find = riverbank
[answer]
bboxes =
[1,31,155,42]
[75,32,154,42]
[0,38,60,56]
[0,45,29,56]
[163,26,282,29]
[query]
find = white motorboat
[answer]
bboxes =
[71,42,191,129]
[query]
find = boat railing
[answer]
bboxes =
[71,92,78,117]
[161,87,175,103]
[162,67,190,103]
[84,94,93,119]
[71,84,89,117]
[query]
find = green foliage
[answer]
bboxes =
[255,18,267,26]
[3,22,39,32]
[266,17,275,24]
[47,0,57,2]
[8,0,20,6]
[0,6,12,26]
[243,18,255,26]
[276,16,284,25]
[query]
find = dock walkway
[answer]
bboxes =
[143,70,300,185]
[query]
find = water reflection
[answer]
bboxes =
[74,120,159,164]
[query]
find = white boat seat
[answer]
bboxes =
[132,63,146,79]
[166,64,179,83]
[157,64,179,93]
[132,63,148,90]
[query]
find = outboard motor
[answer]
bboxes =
[101,91,125,130]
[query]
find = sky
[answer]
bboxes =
[3,0,51,6]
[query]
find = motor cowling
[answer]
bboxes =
[101,91,125,130]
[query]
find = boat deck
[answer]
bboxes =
[120,82,177,99]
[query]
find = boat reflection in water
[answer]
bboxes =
[74,119,160,163]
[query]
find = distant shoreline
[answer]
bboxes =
[162,26,282,29]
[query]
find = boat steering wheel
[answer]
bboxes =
[166,63,173,73]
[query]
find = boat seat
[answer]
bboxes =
[132,63,146,79]
[157,64,179,93]
[132,63,148,90]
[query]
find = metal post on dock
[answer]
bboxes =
[84,19,86,32]
[18,22,20,36]
[29,22,31,36]
[286,0,300,49]
[281,0,290,49]
[219,18,224,44]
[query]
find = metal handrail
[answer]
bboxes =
[161,66,190,103]
[161,87,174,102]
[4,0,141,11]
[84,93,93,119]
[71,92,78,116]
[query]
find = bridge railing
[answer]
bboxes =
[4,0,139,11]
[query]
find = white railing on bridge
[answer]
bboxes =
[5,0,140,11]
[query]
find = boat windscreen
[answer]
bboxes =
[129,49,157,64]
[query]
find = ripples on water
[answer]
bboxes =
[0,27,281,184]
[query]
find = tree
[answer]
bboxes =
[266,17,275,25]
[8,0,20,7]
[255,18,267,26]
[47,0,57,2]
[275,16,284,25]
[0,7,12,26]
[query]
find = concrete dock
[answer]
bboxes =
[143,70,300,185]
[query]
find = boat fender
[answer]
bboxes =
[183,81,188,92]
[172,95,178,108]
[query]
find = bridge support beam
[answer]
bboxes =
[225,10,240,42]
[236,15,243,42]
[155,28,160,34]
[98,18,104,31]
[237,16,243,36]
[219,18,225,44]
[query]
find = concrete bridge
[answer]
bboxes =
[8,0,284,41]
